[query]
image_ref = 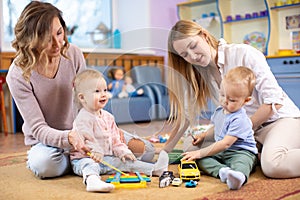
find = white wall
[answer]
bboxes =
[149,0,183,59]
[1,0,184,55]
[113,0,152,52]
[114,0,184,60]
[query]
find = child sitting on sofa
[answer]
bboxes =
[107,67,143,98]
[71,69,169,192]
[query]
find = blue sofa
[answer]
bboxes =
[89,66,157,124]
[130,66,170,120]
[130,66,219,120]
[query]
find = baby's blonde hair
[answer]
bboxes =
[224,66,256,97]
[73,69,105,111]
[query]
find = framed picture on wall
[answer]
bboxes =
[286,14,300,30]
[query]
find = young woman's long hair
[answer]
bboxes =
[12,1,69,82]
[167,20,219,129]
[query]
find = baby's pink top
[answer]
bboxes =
[70,108,132,160]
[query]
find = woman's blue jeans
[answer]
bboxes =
[27,130,155,179]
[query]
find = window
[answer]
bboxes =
[1,0,112,50]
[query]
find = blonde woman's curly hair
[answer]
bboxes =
[12,1,69,82]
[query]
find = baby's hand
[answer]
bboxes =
[121,153,136,162]
[181,150,201,161]
[88,152,103,163]
[192,134,205,146]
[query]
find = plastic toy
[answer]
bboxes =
[159,176,172,188]
[185,180,198,188]
[178,160,200,181]
[107,68,144,99]
[87,152,129,176]
[149,134,170,143]
[106,172,151,189]
[226,15,233,22]
[149,135,160,143]
[158,135,167,143]
[245,13,252,19]
[185,124,213,138]
[172,178,182,187]
[235,14,242,20]
[159,171,175,188]
[118,76,144,98]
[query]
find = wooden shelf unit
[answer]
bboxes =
[177,0,300,57]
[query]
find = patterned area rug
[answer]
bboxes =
[1,151,300,200]
[0,152,27,167]
[197,178,300,200]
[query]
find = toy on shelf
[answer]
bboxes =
[106,172,151,189]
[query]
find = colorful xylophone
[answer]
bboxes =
[106,172,151,189]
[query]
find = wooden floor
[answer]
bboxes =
[0,120,173,154]
[0,132,29,154]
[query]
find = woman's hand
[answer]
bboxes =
[121,153,136,162]
[181,150,201,161]
[251,103,281,130]
[68,130,92,154]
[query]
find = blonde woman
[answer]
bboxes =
[165,19,300,179]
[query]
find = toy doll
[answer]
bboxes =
[107,68,144,98]
[118,75,144,98]
[107,67,125,98]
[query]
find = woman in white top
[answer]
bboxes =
[164,19,300,178]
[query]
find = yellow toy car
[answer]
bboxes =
[178,160,200,181]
